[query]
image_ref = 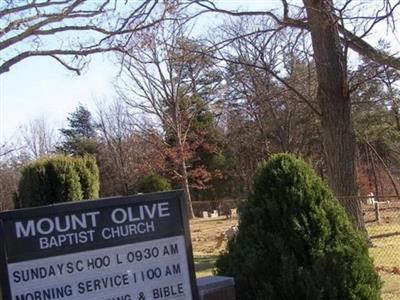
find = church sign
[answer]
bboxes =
[0,191,198,300]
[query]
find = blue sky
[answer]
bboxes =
[1,53,118,141]
[0,0,277,143]
[1,0,399,143]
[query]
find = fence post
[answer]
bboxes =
[374,201,380,224]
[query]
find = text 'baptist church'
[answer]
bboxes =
[14,202,170,249]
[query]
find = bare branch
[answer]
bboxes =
[0,47,123,74]
[187,1,400,71]
[192,0,308,29]
[0,0,71,19]
[340,26,400,70]
[0,0,169,74]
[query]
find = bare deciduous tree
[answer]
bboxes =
[0,0,170,74]
[19,117,57,159]
[0,141,18,158]
[0,163,19,210]
[116,20,221,218]
[183,0,400,230]
[0,139,23,211]
[96,99,166,196]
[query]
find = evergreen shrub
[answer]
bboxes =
[74,155,100,199]
[138,172,171,193]
[17,154,100,208]
[215,153,381,300]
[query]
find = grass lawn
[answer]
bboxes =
[194,255,217,277]
[191,217,400,300]
[368,223,400,300]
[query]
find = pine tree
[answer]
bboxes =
[58,104,98,155]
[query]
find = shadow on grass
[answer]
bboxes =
[194,255,218,274]
[370,231,400,240]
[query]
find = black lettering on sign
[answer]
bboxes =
[165,264,181,277]
[126,247,159,263]
[116,253,123,264]
[141,267,162,282]
[15,284,73,300]
[13,265,58,283]
[77,273,130,294]
[153,283,185,299]
[163,243,179,256]
[106,295,132,300]
[87,255,111,270]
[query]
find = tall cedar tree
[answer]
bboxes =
[216,154,381,300]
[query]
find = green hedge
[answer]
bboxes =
[16,155,99,208]
[138,172,171,193]
[74,155,100,199]
[216,153,381,300]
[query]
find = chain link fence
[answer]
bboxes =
[192,196,400,298]
[1,196,399,295]
[340,196,400,281]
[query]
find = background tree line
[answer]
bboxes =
[1,0,400,222]
[2,49,400,214]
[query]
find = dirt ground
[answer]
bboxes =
[190,216,237,256]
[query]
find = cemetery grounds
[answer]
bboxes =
[191,203,400,300]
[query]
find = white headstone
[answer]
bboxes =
[367,192,375,205]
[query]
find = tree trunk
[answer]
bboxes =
[179,142,195,219]
[182,159,195,219]
[303,0,365,231]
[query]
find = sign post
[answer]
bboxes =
[0,190,199,300]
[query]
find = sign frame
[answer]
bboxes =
[0,190,199,300]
